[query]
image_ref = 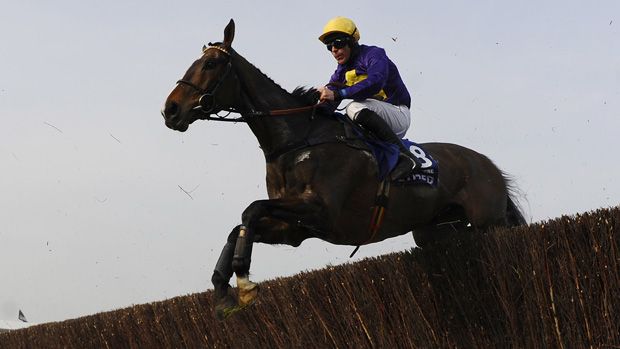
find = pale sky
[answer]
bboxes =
[1,0,618,323]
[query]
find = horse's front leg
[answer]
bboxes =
[229,198,328,313]
[231,224,259,307]
[211,225,243,319]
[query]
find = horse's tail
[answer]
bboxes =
[503,173,527,227]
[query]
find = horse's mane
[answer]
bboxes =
[238,54,320,106]
[221,45,320,107]
[291,87,320,105]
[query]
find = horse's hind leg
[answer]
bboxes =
[413,204,468,249]
[464,192,509,229]
[412,221,469,249]
[454,167,510,230]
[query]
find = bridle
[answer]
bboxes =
[176,44,237,120]
[176,44,319,123]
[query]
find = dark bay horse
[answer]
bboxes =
[162,19,526,319]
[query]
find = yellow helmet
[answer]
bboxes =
[318,16,360,43]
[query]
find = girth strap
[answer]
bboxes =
[350,179,391,258]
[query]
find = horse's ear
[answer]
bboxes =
[223,19,235,48]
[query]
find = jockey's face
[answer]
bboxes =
[331,43,351,65]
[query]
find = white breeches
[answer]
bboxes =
[345,99,411,138]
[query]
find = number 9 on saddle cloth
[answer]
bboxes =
[337,113,438,185]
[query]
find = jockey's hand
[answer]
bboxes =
[318,86,335,103]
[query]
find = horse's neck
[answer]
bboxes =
[234,53,311,157]
[234,53,299,112]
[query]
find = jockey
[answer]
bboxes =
[318,16,422,180]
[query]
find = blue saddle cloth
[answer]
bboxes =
[335,113,437,185]
[363,137,438,186]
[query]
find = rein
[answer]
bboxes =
[178,44,320,123]
[261,105,318,116]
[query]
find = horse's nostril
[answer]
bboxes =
[164,102,179,113]
[162,102,179,120]
[165,102,179,118]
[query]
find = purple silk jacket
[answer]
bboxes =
[329,44,411,108]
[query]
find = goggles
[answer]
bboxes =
[326,38,349,51]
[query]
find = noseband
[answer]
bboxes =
[176,44,233,116]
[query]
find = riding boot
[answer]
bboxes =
[355,108,421,180]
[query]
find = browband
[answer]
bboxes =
[203,44,230,56]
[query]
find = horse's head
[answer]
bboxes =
[162,19,240,132]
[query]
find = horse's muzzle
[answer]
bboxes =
[162,102,190,132]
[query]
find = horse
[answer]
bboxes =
[162,19,526,319]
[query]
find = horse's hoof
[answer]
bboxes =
[215,303,247,321]
[237,278,259,306]
[214,294,241,321]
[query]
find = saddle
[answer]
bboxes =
[302,113,438,186]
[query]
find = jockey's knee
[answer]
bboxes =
[345,101,368,121]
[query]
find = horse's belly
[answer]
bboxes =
[332,185,442,245]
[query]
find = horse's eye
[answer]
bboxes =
[203,60,217,70]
